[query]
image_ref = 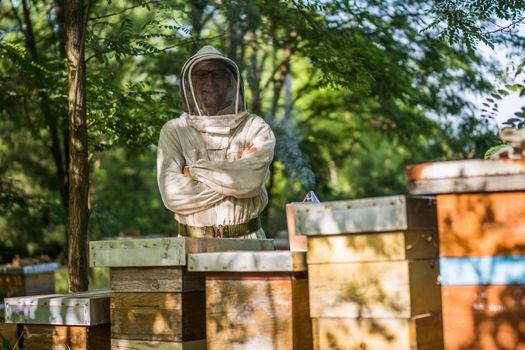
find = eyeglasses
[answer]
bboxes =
[192,69,229,80]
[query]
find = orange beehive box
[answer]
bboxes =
[437,192,525,257]
[442,285,525,350]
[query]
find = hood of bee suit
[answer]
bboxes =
[180,45,248,133]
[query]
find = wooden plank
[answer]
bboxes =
[111,338,206,350]
[0,322,18,350]
[291,195,437,236]
[90,237,274,267]
[23,324,110,350]
[110,292,205,342]
[188,251,307,272]
[110,267,204,292]
[407,159,525,194]
[442,285,525,350]
[312,314,443,350]
[307,230,439,264]
[409,175,525,195]
[440,256,525,285]
[286,203,308,251]
[437,193,525,257]
[292,277,313,350]
[5,290,110,326]
[206,276,311,349]
[407,159,525,180]
[308,259,441,318]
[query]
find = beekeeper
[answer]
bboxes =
[157,45,275,239]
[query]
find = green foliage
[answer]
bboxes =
[0,0,523,255]
[426,0,525,50]
[89,147,176,239]
[482,59,525,129]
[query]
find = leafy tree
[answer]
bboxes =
[1,0,524,270]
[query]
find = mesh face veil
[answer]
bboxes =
[180,46,246,116]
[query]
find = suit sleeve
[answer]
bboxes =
[157,122,225,215]
[187,117,275,199]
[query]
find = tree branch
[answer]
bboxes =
[161,30,229,51]
[89,0,160,20]
[86,30,229,63]
[9,0,26,35]
[485,16,525,35]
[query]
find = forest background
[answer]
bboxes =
[1,0,524,287]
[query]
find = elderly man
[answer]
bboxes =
[157,45,275,239]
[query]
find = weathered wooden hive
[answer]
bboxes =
[90,236,273,350]
[188,251,311,350]
[0,262,59,300]
[407,159,525,350]
[4,290,110,350]
[0,303,19,350]
[288,195,444,349]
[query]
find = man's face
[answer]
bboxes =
[191,60,231,115]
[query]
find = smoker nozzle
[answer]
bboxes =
[303,190,320,203]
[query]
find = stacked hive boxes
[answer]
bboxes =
[0,261,59,349]
[408,159,525,350]
[188,251,311,350]
[5,290,110,350]
[288,195,444,349]
[89,236,273,349]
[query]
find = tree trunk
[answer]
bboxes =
[65,0,89,292]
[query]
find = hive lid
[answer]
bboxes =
[289,195,436,236]
[407,159,525,195]
[90,236,274,267]
[5,289,110,326]
[188,251,307,272]
[0,262,59,275]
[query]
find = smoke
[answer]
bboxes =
[270,117,316,189]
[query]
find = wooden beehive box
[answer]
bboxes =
[407,158,525,350]
[90,236,274,350]
[313,315,444,350]
[188,251,311,350]
[0,262,59,300]
[441,285,525,350]
[0,304,19,350]
[290,195,443,349]
[4,290,110,350]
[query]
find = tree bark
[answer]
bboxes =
[65,0,89,292]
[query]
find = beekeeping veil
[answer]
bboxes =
[180,45,246,116]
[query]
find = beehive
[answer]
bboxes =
[407,158,525,350]
[288,195,444,349]
[0,304,19,350]
[188,251,311,350]
[0,262,59,300]
[90,236,273,349]
[4,290,110,350]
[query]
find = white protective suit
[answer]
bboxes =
[157,45,275,238]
